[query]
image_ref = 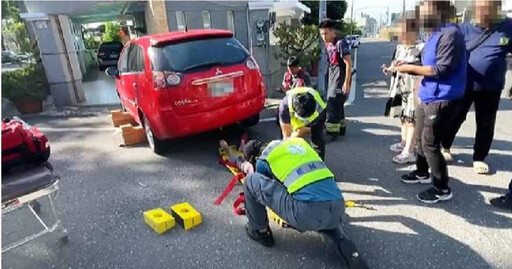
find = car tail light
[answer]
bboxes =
[153,71,181,89]
[246,57,259,70]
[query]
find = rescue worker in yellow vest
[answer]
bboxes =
[242,137,345,249]
[278,87,327,160]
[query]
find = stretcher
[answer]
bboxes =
[2,163,68,253]
[215,144,293,228]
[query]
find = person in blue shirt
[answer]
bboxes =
[394,0,466,204]
[441,1,512,175]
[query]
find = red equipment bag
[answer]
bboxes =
[2,117,50,173]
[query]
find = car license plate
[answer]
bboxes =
[110,54,118,58]
[209,81,233,97]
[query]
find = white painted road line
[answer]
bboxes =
[347,47,357,105]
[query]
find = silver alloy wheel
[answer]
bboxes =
[144,117,155,150]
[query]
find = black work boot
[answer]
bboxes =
[245,223,275,247]
[319,227,369,269]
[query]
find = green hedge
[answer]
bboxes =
[2,64,48,101]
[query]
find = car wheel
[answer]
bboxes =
[241,114,260,128]
[142,115,165,155]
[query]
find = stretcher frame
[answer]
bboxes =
[1,180,68,253]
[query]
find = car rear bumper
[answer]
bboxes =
[98,59,118,66]
[151,95,265,139]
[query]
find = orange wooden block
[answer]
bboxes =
[111,110,137,127]
[120,124,146,146]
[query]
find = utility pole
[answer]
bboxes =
[350,0,355,35]
[317,0,327,98]
[403,0,406,18]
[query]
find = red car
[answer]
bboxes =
[106,30,265,154]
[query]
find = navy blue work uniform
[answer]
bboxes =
[442,18,512,162]
[325,37,351,137]
[415,24,467,190]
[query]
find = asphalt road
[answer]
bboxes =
[2,40,512,269]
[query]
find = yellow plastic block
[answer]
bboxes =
[170,203,202,231]
[143,208,175,234]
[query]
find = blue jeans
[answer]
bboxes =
[243,173,345,231]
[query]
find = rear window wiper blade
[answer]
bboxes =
[183,61,225,71]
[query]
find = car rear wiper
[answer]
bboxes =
[183,61,225,71]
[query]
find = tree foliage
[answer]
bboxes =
[2,64,48,101]
[101,22,121,43]
[301,1,348,28]
[1,1,31,53]
[272,23,320,68]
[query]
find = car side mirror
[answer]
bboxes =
[105,66,120,77]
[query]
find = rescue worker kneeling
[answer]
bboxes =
[279,87,327,160]
[242,137,344,247]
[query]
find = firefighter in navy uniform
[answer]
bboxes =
[319,19,353,140]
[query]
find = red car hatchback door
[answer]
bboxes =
[150,37,262,116]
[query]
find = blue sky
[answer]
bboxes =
[348,0,512,23]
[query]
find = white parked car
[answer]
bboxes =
[346,35,360,48]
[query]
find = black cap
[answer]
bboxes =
[287,56,300,67]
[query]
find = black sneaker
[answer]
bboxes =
[245,224,275,247]
[417,187,453,204]
[400,171,431,184]
[490,195,512,211]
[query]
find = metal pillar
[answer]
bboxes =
[22,14,85,107]
[317,0,327,99]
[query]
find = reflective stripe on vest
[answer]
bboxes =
[286,87,326,130]
[261,137,334,193]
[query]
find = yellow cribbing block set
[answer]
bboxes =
[143,208,175,234]
[170,203,202,231]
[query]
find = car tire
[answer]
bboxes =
[240,114,260,128]
[142,115,165,155]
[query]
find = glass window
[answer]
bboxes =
[127,44,139,72]
[136,46,145,72]
[227,11,235,36]
[119,45,130,73]
[176,11,186,31]
[202,11,211,29]
[150,37,249,73]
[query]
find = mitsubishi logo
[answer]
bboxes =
[215,68,222,75]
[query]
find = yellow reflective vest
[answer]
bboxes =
[260,137,334,193]
[286,87,326,130]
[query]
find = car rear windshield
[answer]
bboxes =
[150,37,249,72]
[99,42,123,52]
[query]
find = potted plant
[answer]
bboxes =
[2,64,48,114]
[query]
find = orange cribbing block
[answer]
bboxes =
[143,208,175,234]
[120,124,146,146]
[111,110,137,127]
[170,203,202,231]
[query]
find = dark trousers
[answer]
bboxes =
[508,178,512,198]
[415,100,460,190]
[311,111,327,160]
[442,90,502,161]
[326,93,347,136]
